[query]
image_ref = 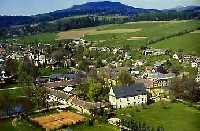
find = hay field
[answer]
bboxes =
[57,28,141,40]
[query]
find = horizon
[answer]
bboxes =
[1,0,200,16]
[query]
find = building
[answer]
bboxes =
[109,83,147,108]
[196,73,200,83]
[67,96,103,115]
[173,54,180,60]
[145,72,176,101]
[191,62,200,68]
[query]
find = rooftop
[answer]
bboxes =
[113,83,147,98]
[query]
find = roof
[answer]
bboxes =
[113,83,147,98]
[49,73,80,80]
[148,72,176,80]
[70,96,102,110]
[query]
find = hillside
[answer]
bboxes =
[0,1,158,28]
[151,30,200,55]
[9,20,200,51]
[0,1,199,29]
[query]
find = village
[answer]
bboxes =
[0,37,200,130]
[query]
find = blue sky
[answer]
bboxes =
[1,0,200,16]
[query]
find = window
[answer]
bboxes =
[119,105,122,108]
[142,98,144,101]
[127,97,129,101]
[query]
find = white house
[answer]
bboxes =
[196,73,200,82]
[173,54,180,60]
[191,62,198,68]
[109,83,147,108]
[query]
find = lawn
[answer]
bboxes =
[150,32,200,56]
[0,119,41,131]
[8,32,57,44]
[0,86,27,97]
[0,119,119,131]
[116,102,200,131]
[38,67,70,76]
[71,124,119,131]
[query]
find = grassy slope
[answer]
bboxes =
[84,20,200,48]
[116,102,200,131]
[150,32,200,55]
[8,32,57,44]
[71,124,119,131]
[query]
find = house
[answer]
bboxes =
[144,72,175,101]
[108,118,121,126]
[67,96,104,115]
[143,49,153,55]
[153,49,166,56]
[135,60,144,66]
[191,62,199,68]
[109,83,147,108]
[173,54,180,60]
[196,73,200,82]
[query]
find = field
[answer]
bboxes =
[116,102,200,131]
[56,20,200,48]
[6,20,200,55]
[8,32,57,44]
[151,30,200,55]
[57,28,141,40]
[71,124,119,131]
[0,119,41,131]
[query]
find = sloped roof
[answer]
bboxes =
[113,83,147,98]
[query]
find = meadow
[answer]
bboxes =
[6,20,200,55]
[151,31,200,55]
[56,20,200,48]
[116,102,200,131]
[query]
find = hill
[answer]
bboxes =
[151,30,200,55]
[0,1,158,28]
[1,1,199,29]
[9,20,200,49]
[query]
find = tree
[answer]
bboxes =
[26,86,50,110]
[118,70,135,86]
[88,79,103,102]
[17,57,38,86]
[170,76,199,101]
[5,58,18,75]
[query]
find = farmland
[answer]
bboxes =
[56,20,200,48]
[116,102,200,131]
[151,30,200,55]
[6,20,200,53]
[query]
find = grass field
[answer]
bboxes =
[56,20,200,45]
[6,20,200,54]
[151,31,200,55]
[57,28,141,40]
[71,124,119,131]
[0,119,41,131]
[116,102,200,131]
[8,32,57,44]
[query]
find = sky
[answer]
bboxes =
[1,0,200,16]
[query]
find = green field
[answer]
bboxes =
[151,31,200,55]
[116,102,200,131]
[71,124,119,131]
[6,20,200,55]
[0,119,41,131]
[83,20,200,48]
[0,119,119,131]
[8,32,57,44]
